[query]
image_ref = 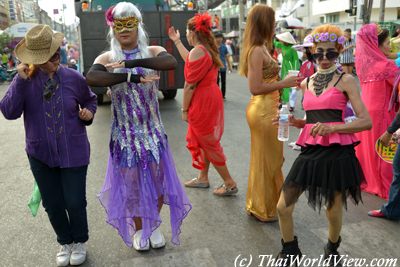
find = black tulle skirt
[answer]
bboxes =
[282,144,364,211]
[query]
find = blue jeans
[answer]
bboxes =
[381,147,400,220]
[28,156,89,245]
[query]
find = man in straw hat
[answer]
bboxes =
[0,24,97,266]
[275,31,300,111]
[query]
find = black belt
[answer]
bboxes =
[306,109,343,124]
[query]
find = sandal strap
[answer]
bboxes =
[216,183,226,189]
[216,184,237,191]
[216,184,237,193]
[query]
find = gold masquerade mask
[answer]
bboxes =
[113,17,139,33]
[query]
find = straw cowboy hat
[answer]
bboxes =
[15,24,64,65]
[276,32,297,45]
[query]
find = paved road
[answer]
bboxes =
[0,73,399,267]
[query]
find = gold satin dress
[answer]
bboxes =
[245,59,284,222]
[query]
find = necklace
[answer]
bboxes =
[313,65,339,96]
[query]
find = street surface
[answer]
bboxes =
[0,73,399,266]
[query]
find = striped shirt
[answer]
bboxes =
[340,39,355,64]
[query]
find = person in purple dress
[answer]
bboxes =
[85,2,191,251]
[0,25,97,266]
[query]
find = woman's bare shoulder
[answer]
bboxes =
[188,46,206,62]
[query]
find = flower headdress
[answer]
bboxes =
[193,12,212,35]
[105,6,115,26]
[306,32,345,46]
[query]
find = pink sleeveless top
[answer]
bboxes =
[296,87,359,147]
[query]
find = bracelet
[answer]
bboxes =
[127,72,131,83]
[181,108,188,112]
[174,40,182,45]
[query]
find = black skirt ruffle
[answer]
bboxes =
[282,144,364,211]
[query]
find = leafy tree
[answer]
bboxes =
[0,32,12,52]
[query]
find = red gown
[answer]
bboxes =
[184,45,226,170]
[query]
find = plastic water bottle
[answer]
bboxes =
[278,105,290,141]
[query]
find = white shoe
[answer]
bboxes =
[288,142,296,148]
[292,144,301,151]
[70,242,87,265]
[56,244,72,267]
[133,230,150,251]
[150,228,166,249]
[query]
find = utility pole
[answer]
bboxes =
[362,0,373,24]
[379,0,386,22]
[238,0,245,46]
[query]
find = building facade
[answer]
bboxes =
[288,0,399,31]
[0,0,10,30]
[218,0,399,33]
[20,0,39,23]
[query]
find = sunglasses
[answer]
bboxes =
[43,78,58,101]
[312,51,340,61]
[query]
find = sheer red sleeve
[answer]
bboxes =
[184,55,212,84]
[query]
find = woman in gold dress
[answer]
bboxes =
[239,4,301,222]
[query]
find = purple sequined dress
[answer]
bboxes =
[98,48,191,247]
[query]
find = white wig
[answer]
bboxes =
[108,2,150,61]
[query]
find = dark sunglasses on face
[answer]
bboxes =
[312,51,340,61]
[43,78,58,101]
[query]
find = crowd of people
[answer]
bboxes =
[1,1,400,267]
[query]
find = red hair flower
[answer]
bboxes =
[194,13,212,35]
[105,6,115,26]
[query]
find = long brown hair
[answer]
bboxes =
[239,4,275,76]
[187,17,223,68]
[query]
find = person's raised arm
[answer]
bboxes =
[0,63,29,120]
[168,26,189,62]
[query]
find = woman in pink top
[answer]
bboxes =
[275,25,372,267]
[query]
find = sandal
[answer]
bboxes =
[213,184,238,196]
[184,177,210,188]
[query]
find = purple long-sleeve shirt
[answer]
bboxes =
[0,66,97,168]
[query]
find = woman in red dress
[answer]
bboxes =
[168,13,238,196]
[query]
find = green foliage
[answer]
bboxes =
[0,32,12,51]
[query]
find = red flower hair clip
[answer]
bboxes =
[105,6,115,26]
[194,13,212,35]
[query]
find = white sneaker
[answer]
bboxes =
[288,142,296,148]
[56,244,72,267]
[292,144,301,151]
[70,242,87,266]
[150,228,166,249]
[133,230,150,251]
